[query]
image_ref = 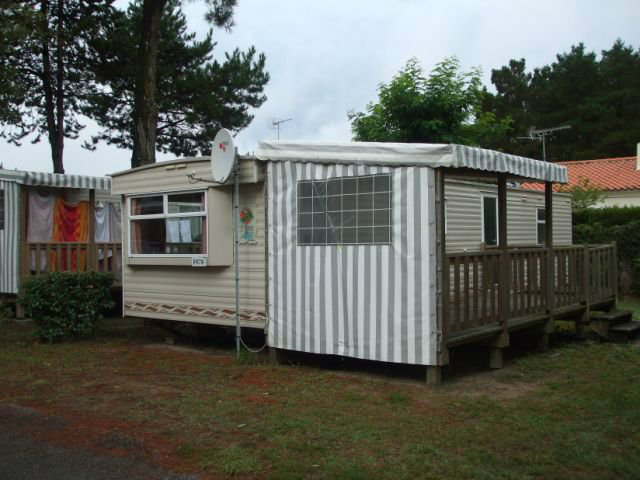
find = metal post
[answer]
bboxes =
[234,149,241,358]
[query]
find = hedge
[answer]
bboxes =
[20,272,115,342]
[574,207,640,294]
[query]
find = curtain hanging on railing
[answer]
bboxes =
[28,192,55,272]
[50,199,89,271]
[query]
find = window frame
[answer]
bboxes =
[127,189,208,258]
[481,192,499,246]
[296,173,393,246]
[536,206,546,246]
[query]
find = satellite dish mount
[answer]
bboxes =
[186,128,243,358]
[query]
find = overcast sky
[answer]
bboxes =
[1,0,639,176]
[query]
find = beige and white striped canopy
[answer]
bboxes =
[21,171,111,191]
[256,141,568,183]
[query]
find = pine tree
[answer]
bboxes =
[85,0,268,161]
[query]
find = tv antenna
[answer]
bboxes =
[518,125,571,162]
[270,118,292,140]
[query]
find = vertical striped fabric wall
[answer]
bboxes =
[267,161,437,366]
[0,180,19,294]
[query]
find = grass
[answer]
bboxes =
[618,296,640,320]
[1,320,640,479]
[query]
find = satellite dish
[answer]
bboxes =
[211,128,236,183]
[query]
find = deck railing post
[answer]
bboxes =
[434,169,448,370]
[427,168,448,386]
[611,241,618,301]
[541,181,555,351]
[577,245,590,339]
[490,173,509,369]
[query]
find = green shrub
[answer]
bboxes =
[573,206,640,229]
[574,208,640,295]
[20,272,115,342]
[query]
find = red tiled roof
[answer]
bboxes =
[522,156,640,192]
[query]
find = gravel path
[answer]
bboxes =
[0,404,199,480]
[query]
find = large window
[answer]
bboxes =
[297,174,392,245]
[129,191,207,255]
[481,193,498,246]
[0,189,4,230]
[536,207,546,245]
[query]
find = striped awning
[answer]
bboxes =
[21,171,111,191]
[256,141,568,183]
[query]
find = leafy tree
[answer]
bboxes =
[128,0,244,167]
[0,0,114,173]
[485,40,640,161]
[349,57,511,146]
[558,178,606,210]
[85,0,268,159]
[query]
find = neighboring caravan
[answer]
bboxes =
[0,168,122,300]
[112,141,617,383]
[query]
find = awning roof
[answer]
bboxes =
[255,141,568,183]
[20,171,111,191]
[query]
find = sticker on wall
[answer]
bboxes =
[240,207,256,243]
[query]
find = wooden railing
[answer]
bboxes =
[444,244,617,337]
[24,242,122,282]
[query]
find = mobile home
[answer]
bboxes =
[0,168,122,302]
[111,141,618,383]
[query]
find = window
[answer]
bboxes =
[297,174,392,245]
[129,191,207,255]
[481,193,498,246]
[536,207,546,245]
[0,189,4,230]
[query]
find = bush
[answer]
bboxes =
[574,209,640,295]
[573,206,640,229]
[20,272,115,342]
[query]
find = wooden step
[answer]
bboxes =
[609,321,640,343]
[590,310,633,327]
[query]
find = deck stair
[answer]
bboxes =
[589,310,640,342]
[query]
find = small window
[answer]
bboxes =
[482,193,498,246]
[536,207,546,245]
[129,191,207,255]
[297,174,392,246]
[0,189,4,230]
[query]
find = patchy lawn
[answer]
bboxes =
[619,296,640,320]
[1,320,640,480]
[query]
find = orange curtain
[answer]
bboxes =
[49,199,89,271]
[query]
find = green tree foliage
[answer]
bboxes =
[128,0,250,167]
[349,57,512,146]
[484,40,640,161]
[558,178,606,210]
[85,0,268,159]
[0,0,114,173]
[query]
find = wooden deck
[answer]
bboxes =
[442,244,617,348]
[22,241,122,283]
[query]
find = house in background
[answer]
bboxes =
[522,144,640,207]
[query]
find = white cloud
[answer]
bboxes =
[2,0,639,175]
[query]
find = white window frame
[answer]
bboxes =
[127,189,208,258]
[481,192,499,246]
[536,206,546,245]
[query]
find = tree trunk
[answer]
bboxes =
[40,0,64,173]
[54,0,64,174]
[131,0,167,168]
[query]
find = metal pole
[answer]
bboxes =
[542,135,547,162]
[234,148,241,358]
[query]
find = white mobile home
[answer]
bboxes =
[0,169,122,301]
[112,141,617,383]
